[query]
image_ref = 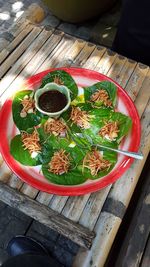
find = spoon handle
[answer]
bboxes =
[96,144,143,160]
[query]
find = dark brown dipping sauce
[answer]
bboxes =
[38,90,67,113]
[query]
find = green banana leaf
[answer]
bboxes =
[82,149,117,180]
[84,80,117,107]
[40,70,78,101]
[76,105,132,146]
[10,135,41,166]
[42,135,89,185]
[61,103,132,145]
[41,134,117,184]
[12,90,45,131]
[10,127,54,166]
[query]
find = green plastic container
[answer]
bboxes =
[42,0,117,23]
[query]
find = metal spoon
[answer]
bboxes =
[73,133,143,160]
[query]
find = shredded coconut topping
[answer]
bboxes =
[20,95,35,117]
[99,121,119,140]
[83,150,111,176]
[21,129,41,155]
[91,89,112,107]
[48,149,70,175]
[70,106,90,129]
[44,118,67,136]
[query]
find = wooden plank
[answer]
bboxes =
[0,161,12,183]
[0,27,42,78]
[22,30,64,75]
[20,184,39,199]
[54,39,87,68]
[0,29,52,100]
[95,49,117,74]
[46,36,85,68]
[73,212,121,267]
[0,24,34,65]
[107,55,127,80]
[115,162,150,267]
[7,174,23,190]
[79,186,111,230]
[108,58,137,88]
[83,45,106,70]
[37,34,78,72]
[49,195,69,213]
[10,19,31,37]
[72,42,96,67]
[36,192,53,205]
[0,181,95,249]
[125,63,149,100]
[0,19,31,53]
[134,69,150,117]
[141,236,150,267]
[62,195,90,222]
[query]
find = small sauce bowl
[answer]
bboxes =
[34,82,71,118]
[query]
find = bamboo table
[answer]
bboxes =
[0,17,149,267]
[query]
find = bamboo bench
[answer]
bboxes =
[0,10,149,267]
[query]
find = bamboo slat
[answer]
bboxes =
[134,69,150,117]
[49,195,69,213]
[0,161,12,183]
[7,174,23,190]
[72,42,96,67]
[125,63,149,100]
[37,34,78,72]
[0,28,51,98]
[62,195,90,222]
[83,46,106,70]
[0,24,34,65]
[79,186,111,230]
[73,212,121,267]
[22,30,63,75]
[36,192,53,205]
[20,184,39,199]
[10,19,31,37]
[0,27,42,78]
[62,39,87,66]
[95,49,117,74]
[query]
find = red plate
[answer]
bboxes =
[0,68,141,196]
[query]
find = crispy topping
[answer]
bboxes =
[43,118,67,136]
[48,149,70,175]
[83,150,111,176]
[70,106,90,129]
[53,76,64,85]
[21,129,41,155]
[99,121,119,140]
[91,89,112,107]
[20,94,35,117]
